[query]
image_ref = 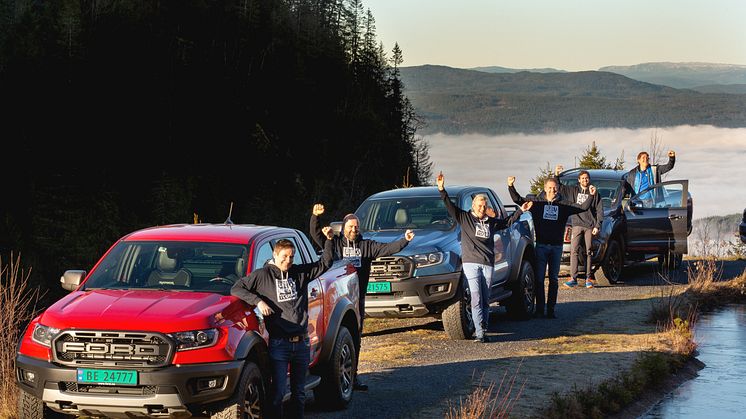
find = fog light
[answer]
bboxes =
[196,376,225,392]
[428,284,448,294]
[22,369,37,384]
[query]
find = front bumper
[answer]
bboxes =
[16,354,245,418]
[364,271,461,318]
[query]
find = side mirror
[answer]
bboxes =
[329,221,343,236]
[60,270,86,292]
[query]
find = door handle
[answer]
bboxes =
[668,214,682,220]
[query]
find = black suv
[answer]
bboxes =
[557,168,693,284]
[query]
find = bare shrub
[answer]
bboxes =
[446,362,526,419]
[1,253,43,418]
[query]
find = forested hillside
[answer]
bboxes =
[0,0,428,298]
[400,65,746,135]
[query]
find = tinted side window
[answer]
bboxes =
[252,236,306,271]
[253,242,273,271]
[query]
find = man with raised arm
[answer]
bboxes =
[438,171,530,342]
[508,176,596,319]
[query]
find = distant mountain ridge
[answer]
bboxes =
[400,65,746,135]
[470,65,566,74]
[599,62,746,89]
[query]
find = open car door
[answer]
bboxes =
[625,180,689,254]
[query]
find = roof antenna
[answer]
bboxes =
[224,202,234,225]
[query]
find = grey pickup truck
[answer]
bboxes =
[348,185,536,340]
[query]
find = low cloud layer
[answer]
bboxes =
[426,125,746,218]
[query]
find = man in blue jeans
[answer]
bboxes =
[438,171,530,341]
[508,176,596,318]
[231,237,333,418]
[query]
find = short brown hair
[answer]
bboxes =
[544,177,558,187]
[578,170,590,179]
[273,239,295,255]
[637,151,649,161]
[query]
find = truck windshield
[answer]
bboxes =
[356,197,455,231]
[560,179,623,210]
[83,241,249,295]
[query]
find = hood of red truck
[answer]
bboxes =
[39,289,236,332]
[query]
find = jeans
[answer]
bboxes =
[462,262,493,338]
[269,336,310,419]
[534,244,563,314]
[570,226,594,280]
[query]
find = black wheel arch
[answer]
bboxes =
[317,298,359,364]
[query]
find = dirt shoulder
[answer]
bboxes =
[306,260,746,418]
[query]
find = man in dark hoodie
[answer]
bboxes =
[309,204,414,390]
[508,176,596,318]
[231,237,334,419]
[563,170,604,288]
[438,171,531,342]
[513,169,603,288]
[626,150,676,196]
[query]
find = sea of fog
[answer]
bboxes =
[425,125,746,219]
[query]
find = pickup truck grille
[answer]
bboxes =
[53,330,173,368]
[370,256,413,280]
[63,382,157,395]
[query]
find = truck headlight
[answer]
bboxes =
[31,323,60,347]
[412,252,443,268]
[170,329,219,351]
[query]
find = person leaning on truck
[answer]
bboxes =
[625,150,676,196]
[231,237,334,419]
[508,176,595,319]
[309,204,415,390]
[437,171,530,343]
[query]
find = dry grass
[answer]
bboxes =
[358,340,423,366]
[446,363,526,419]
[1,253,43,419]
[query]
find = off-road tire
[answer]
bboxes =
[505,260,536,319]
[210,361,266,419]
[18,389,71,419]
[442,281,474,340]
[595,239,623,285]
[313,326,355,409]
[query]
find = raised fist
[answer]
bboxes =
[321,226,334,239]
[507,176,515,186]
[668,150,676,157]
[404,229,415,241]
[436,171,445,190]
[312,204,325,216]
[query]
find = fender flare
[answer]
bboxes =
[317,297,357,364]
[235,330,270,369]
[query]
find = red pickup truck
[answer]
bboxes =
[15,223,360,418]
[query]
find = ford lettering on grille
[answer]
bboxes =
[61,342,161,355]
[370,256,412,280]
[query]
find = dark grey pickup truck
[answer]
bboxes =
[558,168,693,284]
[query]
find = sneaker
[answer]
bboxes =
[585,279,595,289]
[563,279,578,288]
[472,336,488,343]
[546,309,557,319]
[533,310,545,319]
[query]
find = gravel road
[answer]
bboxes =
[305,259,746,419]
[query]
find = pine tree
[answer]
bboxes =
[529,162,555,195]
[577,141,608,169]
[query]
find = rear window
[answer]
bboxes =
[561,178,622,210]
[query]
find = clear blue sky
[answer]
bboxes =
[363,0,746,71]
